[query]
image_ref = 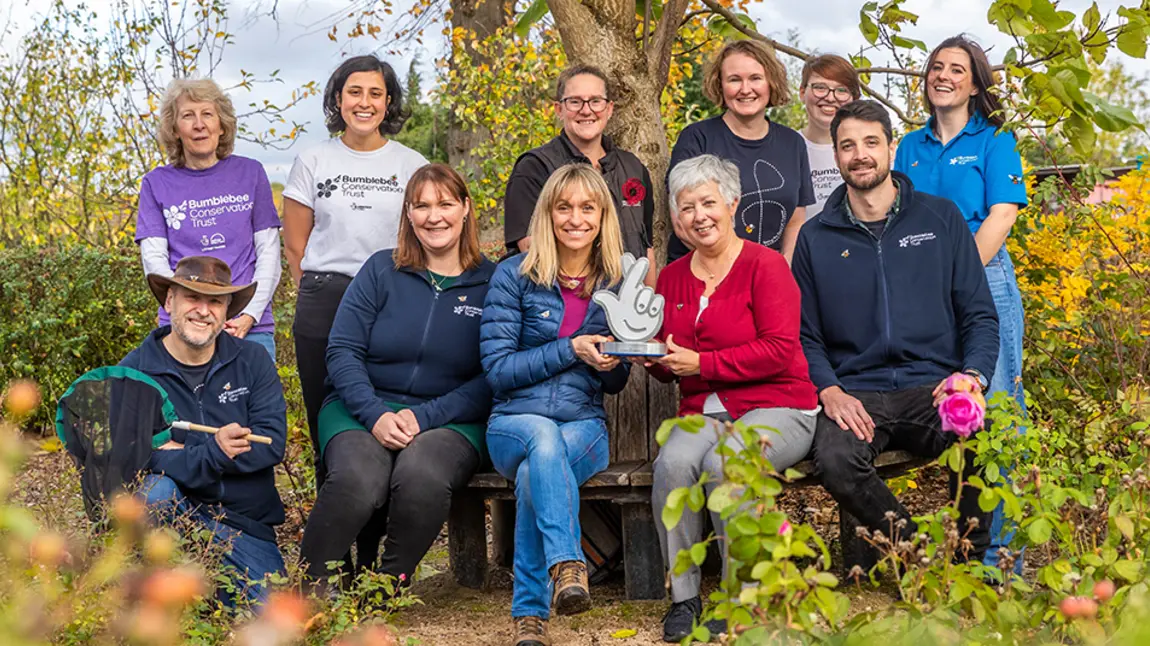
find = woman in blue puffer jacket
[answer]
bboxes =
[480,164,630,646]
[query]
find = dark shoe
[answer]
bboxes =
[513,616,549,646]
[662,596,702,642]
[703,618,727,641]
[550,560,591,616]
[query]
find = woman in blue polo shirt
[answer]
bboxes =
[893,34,1027,576]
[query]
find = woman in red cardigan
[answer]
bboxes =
[640,154,819,642]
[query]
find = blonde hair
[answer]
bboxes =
[395,164,484,272]
[704,40,791,109]
[521,164,623,297]
[157,79,238,167]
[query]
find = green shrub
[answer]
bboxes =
[0,245,155,432]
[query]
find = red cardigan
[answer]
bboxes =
[650,243,818,418]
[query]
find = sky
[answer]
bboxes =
[5,0,1148,182]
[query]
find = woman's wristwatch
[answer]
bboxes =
[963,369,989,392]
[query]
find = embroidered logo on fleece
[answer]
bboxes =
[898,232,937,248]
[218,383,251,404]
[948,155,979,166]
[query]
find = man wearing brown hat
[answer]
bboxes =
[123,255,288,606]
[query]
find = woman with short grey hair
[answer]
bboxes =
[636,154,820,641]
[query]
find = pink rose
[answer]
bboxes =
[939,391,985,438]
[778,520,792,536]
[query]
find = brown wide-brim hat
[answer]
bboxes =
[147,255,257,321]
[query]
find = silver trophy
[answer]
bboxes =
[591,253,667,357]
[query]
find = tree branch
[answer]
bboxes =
[698,0,806,59]
[649,0,693,81]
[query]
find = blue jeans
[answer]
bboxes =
[982,246,1028,574]
[140,474,285,606]
[245,332,277,362]
[487,414,609,619]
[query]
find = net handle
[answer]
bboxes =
[171,421,273,445]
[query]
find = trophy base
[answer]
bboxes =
[600,341,666,357]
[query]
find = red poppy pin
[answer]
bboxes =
[622,178,646,207]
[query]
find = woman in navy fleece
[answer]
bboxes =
[480,164,629,646]
[299,164,496,588]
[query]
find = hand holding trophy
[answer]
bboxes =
[591,253,666,357]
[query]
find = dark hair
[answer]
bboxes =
[395,164,484,272]
[555,64,612,101]
[801,54,861,100]
[924,35,1005,129]
[323,55,408,136]
[830,100,893,148]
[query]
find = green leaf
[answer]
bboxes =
[690,542,708,566]
[1027,517,1053,545]
[513,0,550,38]
[978,486,1000,513]
[1113,514,1135,540]
[708,482,739,513]
[859,13,879,44]
[662,488,688,530]
[706,12,756,40]
[1029,0,1074,31]
[1112,559,1143,582]
[1083,2,1101,33]
[891,35,927,51]
[1066,112,1097,156]
[1083,92,1145,132]
[813,572,839,587]
[687,484,707,512]
[1117,24,1148,59]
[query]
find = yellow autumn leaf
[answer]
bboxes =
[611,629,638,639]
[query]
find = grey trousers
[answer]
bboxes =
[652,407,816,602]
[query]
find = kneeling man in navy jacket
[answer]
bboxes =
[122,255,288,605]
[792,101,999,562]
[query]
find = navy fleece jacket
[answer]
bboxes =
[324,249,497,435]
[121,328,287,541]
[792,172,999,393]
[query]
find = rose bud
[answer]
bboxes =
[1093,579,1116,602]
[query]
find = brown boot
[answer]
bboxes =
[550,560,591,615]
[513,616,549,646]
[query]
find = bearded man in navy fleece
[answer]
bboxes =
[792,100,999,562]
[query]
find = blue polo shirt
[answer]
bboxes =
[894,112,1027,235]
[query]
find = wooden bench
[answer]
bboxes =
[446,372,928,597]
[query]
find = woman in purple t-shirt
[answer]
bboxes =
[135,79,283,361]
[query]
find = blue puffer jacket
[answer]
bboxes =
[480,254,630,422]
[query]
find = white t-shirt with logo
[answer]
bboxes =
[802,133,841,221]
[284,138,428,277]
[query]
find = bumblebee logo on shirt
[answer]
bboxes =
[898,232,937,248]
[316,178,339,198]
[164,203,187,230]
[218,383,251,404]
[317,174,403,201]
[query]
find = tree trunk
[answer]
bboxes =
[447,0,513,180]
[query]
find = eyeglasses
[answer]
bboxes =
[807,82,853,102]
[560,96,610,113]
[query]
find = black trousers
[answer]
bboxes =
[811,385,991,561]
[292,271,353,480]
[299,428,480,585]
